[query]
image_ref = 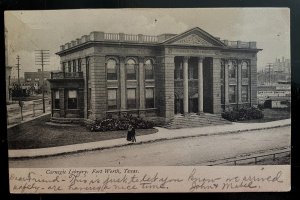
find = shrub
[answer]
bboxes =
[89,113,154,132]
[221,106,264,122]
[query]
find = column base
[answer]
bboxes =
[183,112,189,116]
[197,111,204,115]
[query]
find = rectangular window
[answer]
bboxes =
[221,61,225,79]
[54,90,60,109]
[145,88,155,108]
[78,59,82,72]
[127,88,136,109]
[68,90,77,109]
[145,65,154,80]
[242,65,249,78]
[68,61,71,72]
[127,65,137,80]
[72,60,77,72]
[88,88,91,110]
[107,89,117,110]
[241,85,249,102]
[229,85,236,103]
[221,85,225,105]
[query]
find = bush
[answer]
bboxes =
[221,106,264,122]
[89,113,154,132]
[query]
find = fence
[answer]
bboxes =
[207,148,290,166]
[7,98,51,126]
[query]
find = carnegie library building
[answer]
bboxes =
[49,27,261,124]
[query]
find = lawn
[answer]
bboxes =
[238,108,290,123]
[7,116,158,150]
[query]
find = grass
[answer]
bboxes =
[7,116,158,150]
[238,108,291,123]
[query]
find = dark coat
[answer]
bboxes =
[127,128,135,141]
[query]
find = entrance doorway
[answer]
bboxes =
[174,95,183,114]
[189,97,198,113]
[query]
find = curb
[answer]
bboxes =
[8,121,291,159]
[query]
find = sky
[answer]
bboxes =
[5,8,290,78]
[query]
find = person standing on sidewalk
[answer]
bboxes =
[127,124,136,142]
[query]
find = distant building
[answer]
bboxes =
[257,81,291,105]
[24,69,51,94]
[258,57,291,86]
[6,66,12,102]
[49,27,261,123]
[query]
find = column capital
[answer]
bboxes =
[138,56,145,63]
[198,56,205,62]
[119,56,126,63]
[183,56,190,63]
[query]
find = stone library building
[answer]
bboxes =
[49,27,261,124]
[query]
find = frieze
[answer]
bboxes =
[169,48,219,55]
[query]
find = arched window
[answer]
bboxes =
[107,59,118,80]
[126,59,137,80]
[145,59,154,80]
[228,60,236,78]
[241,61,249,78]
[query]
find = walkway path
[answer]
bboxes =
[8,118,291,159]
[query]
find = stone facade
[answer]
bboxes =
[49,27,261,124]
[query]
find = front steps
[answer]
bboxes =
[164,113,231,129]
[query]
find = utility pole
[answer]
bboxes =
[35,50,50,113]
[16,55,23,120]
[266,63,273,86]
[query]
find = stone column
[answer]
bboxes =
[237,60,242,106]
[183,56,189,115]
[119,56,126,110]
[198,56,204,114]
[224,59,229,107]
[138,57,145,111]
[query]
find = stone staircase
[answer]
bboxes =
[164,113,231,129]
[50,117,84,124]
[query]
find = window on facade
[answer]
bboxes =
[68,61,71,72]
[188,65,198,79]
[241,85,249,102]
[228,61,236,78]
[221,61,225,79]
[126,59,137,80]
[127,88,136,109]
[107,89,117,110]
[88,88,91,110]
[229,85,236,103]
[63,62,67,72]
[54,90,60,109]
[86,57,90,81]
[242,62,249,78]
[221,85,225,105]
[72,60,77,72]
[78,59,82,72]
[174,62,183,80]
[145,88,155,108]
[107,59,118,80]
[35,78,39,81]
[27,78,31,81]
[145,59,154,80]
[68,90,77,109]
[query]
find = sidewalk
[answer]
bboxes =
[8,119,291,159]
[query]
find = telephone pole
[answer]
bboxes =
[16,55,23,120]
[35,50,50,113]
[266,63,273,85]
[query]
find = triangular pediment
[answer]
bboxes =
[162,27,226,47]
[173,34,213,46]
